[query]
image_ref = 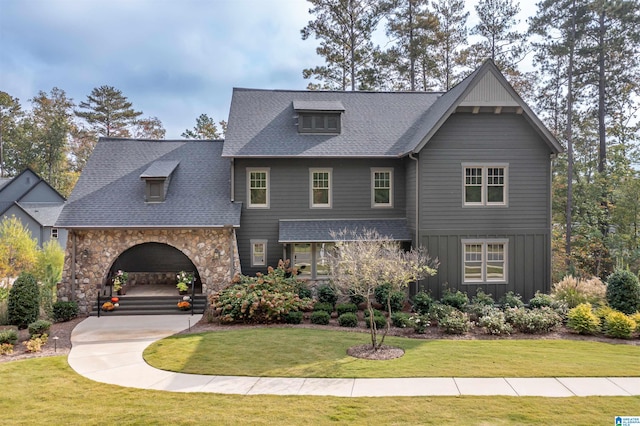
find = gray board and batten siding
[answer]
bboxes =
[234,157,407,276]
[414,112,553,301]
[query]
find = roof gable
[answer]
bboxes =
[409,60,563,155]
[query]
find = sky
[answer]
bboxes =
[0,0,537,139]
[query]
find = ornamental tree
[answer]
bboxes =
[327,228,438,351]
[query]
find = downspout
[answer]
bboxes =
[409,153,419,244]
[230,158,235,202]
[409,152,420,295]
[71,230,76,301]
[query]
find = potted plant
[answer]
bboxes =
[176,271,194,294]
[177,301,191,311]
[113,270,129,295]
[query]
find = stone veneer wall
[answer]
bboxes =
[58,228,241,314]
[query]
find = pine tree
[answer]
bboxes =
[429,0,469,90]
[301,0,389,90]
[0,92,23,178]
[75,85,142,138]
[181,114,225,139]
[133,116,166,139]
[385,0,438,91]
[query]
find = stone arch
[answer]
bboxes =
[106,242,202,292]
[59,228,241,314]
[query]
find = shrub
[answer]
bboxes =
[337,312,358,327]
[478,308,512,335]
[317,284,338,307]
[335,303,357,316]
[310,310,330,325]
[606,269,640,315]
[505,307,562,334]
[348,290,366,306]
[440,289,469,310]
[363,309,384,318]
[284,311,303,324]
[594,305,616,323]
[211,261,314,324]
[408,314,430,333]
[28,319,51,337]
[603,311,635,339]
[552,275,607,308]
[428,302,455,323]
[296,283,312,300]
[630,312,640,330]
[313,302,334,313]
[566,303,600,335]
[0,329,18,345]
[374,284,405,312]
[528,292,554,309]
[499,291,524,309]
[471,289,495,306]
[0,343,13,355]
[52,301,79,322]
[412,291,433,314]
[23,334,48,352]
[390,312,411,328]
[438,310,472,334]
[8,272,40,329]
[365,313,387,329]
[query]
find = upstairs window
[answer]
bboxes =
[299,113,341,133]
[247,168,269,208]
[310,168,332,208]
[51,228,59,239]
[372,168,393,207]
[463,164,508,206]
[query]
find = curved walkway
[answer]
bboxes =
[69,315,640,397]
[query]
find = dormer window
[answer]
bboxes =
[293,100,344,134]
[140,160,179,203]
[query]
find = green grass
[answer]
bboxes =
[1,356,638,425]
[144,328,640,378]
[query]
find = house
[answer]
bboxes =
[0,168,67,248]
[223,60,562,300]
[56,60,562,313]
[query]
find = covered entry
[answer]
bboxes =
[109,242,202,293]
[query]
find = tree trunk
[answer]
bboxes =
[565,0,577,268]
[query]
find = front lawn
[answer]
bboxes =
[143,328,640,378]
[1,356,638,425]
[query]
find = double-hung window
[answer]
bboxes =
[247,168,269,208]
[251,240,267,266]
[310,168,332,208]
[372,168,393,207]
[462,239,508,283]
[463,164,508,206]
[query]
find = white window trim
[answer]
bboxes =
[461,239,508,284]
[250,239,267,266]
[247,168,270,208]
[462,163,509,207]
[310,168,332,208]
[51,228,58,239]
[371,168,393,208]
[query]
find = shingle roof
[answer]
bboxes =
[140,160,180,178]
[18,202,65,226]
[223,89,442,158]
[278,218,412,243]
[56,139,241,228]
[223,60,562,158]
